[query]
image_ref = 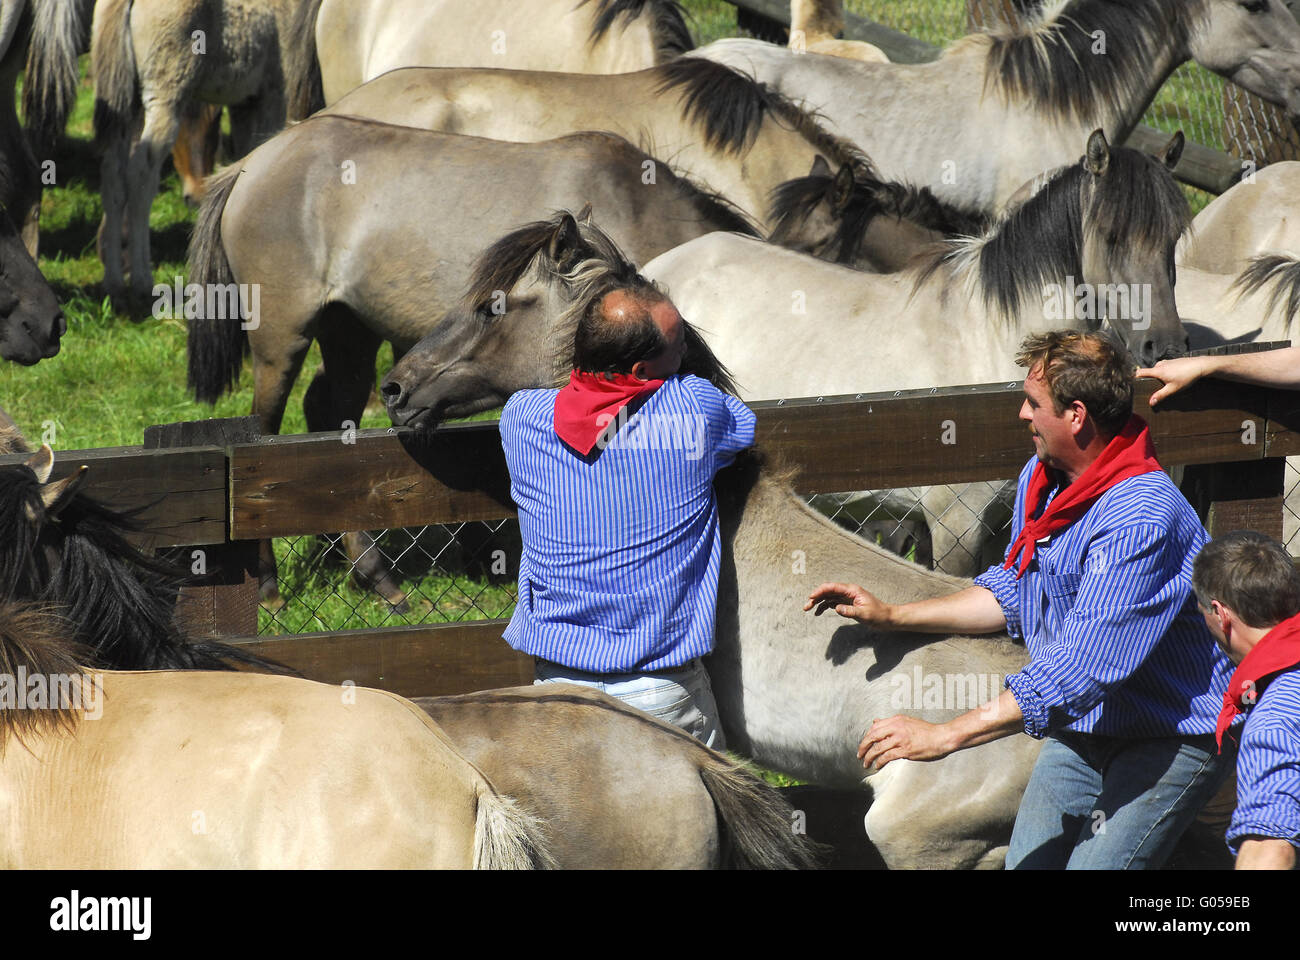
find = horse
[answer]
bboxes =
[690,0,1300,213]
[91,0,325,308]
[0,446,553,869]
[382,230,1045,866]
[0,443,817,870]
[316,0,693,105]
[185,115,937,609]
[319,57,987,262]
[24,0,223,207]
[1178,161,1300,274]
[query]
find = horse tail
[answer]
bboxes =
[697,758,824,869]
[23,0,90,152]
[186,164,247,404]
[285,0,325,119]
[91,0,138,151]
[471,788,556,870]
[1232,253,1300,331]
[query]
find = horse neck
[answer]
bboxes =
[987,0,1191,142]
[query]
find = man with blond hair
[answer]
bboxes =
[806,332,1237,868]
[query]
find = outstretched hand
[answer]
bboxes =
[804,582,891,626]
[857,714,954,770]
[1136,356,1213,407]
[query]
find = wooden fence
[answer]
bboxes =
[3,376,1298,698]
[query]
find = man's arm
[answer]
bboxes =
[1236,838,1298,870]
[1138,346,1300,406]
[858,687,1024,769]
[804,582,1007,635]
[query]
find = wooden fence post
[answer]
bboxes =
[144,416,261,638]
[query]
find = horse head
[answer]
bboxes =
[1192,0,1300,124]
[0,212,64,365]
[383,208,735,430]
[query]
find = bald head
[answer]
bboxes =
[574,283,685,381]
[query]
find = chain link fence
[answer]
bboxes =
[260,1,1300,633]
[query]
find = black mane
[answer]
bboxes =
[914,141,1188,320]
[583,0,694,63]
[981,0,1206,122]
[653,56,867,170]
[0,464,292,673]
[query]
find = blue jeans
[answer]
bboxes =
[534,658,727,750]
[1006,729,1237,869]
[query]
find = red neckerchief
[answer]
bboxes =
[552,370,663,456]
[1003,414,1162,579]
[1215,610,1300,750]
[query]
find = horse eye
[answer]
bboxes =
[1241,0,1269,13]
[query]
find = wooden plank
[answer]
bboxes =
[146,417,260,638]
[228,378,1287,537]
[1203,459,1287,540]
[722,0,1243,193]
[0,444,227,547]
[228,620,531,698]
[229,423,515,539]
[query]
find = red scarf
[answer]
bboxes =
[1003,414,1162,578]
[1215,611,1300,750]
[552,370,663,456]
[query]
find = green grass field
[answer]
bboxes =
[1,5,1229,636]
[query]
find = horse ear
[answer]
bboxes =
[809,155,832,179]
[40,464,89,519]
[548,212,582,263]
[831,164,855,213]
[24,442,54,483]
[1158,131,1185,171]
[1084,129,1110,177]
[576,202,594,225]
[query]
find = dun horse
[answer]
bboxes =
[0,446,553,869]
[91,0,325,307]
[316,0,693,104]
[320,57,985,264]
[692,0,1300,212]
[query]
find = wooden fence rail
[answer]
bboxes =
[2,378,1296,695]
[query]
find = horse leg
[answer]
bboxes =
[249,321,314,611]
[173,101,222,207]
[304,309,410,611]
[124,97,182,312]
[97,129,131,304]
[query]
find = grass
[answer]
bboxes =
[2,11,1239,634]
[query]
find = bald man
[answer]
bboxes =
[498,279,755,747]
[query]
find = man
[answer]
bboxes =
[805,332,1237,868]
[498,278,755,748]
[1193,531,1300,870]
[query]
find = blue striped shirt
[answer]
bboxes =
[499,374,756,672]
[1227,666,1300,856]
[974,456,1235,739]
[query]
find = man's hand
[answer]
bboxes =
[857,714,955,770]
[804,582,892,626]
[1136,356,1215,407]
